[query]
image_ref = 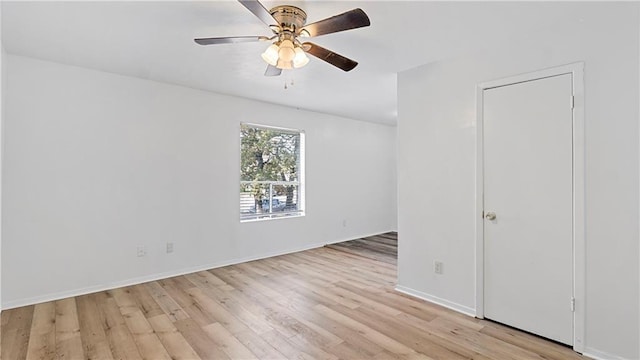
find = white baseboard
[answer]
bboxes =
[2,240,330,310]
[395,285,476,317]
[393,287,634,360]
[2,231,397,310]
[583,347,633,360]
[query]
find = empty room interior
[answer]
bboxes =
[1,1,639,359]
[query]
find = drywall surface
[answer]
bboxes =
[398,2,638,359]
[2,54,397,308]
[0,22,5,310]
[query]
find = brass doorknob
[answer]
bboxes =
[485,212,496,220]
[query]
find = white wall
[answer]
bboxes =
[2,54,397,308]
[0,7,4,310]
[398,3,638,359]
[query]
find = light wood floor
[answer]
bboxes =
[326,233,398,265]
[1,232,586,359]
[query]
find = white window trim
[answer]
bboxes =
[239,123,305,222]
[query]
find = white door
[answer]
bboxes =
[483,73,573,345]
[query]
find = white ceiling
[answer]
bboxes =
[2,1,585,125]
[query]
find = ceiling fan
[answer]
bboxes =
[194,0,370,76]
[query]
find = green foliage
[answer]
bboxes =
[240,125,300,208]
[240,124,299,181]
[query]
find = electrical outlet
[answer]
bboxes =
[137,246,146,257]
[434,261,443,275]
[166,242,174,253]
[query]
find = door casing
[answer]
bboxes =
[474,62,585,353]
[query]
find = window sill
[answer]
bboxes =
[240,212,305,223]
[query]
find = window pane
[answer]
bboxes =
[240,182,302,221]
[240,125,300,182]
[240,124,304,221]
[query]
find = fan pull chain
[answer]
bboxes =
[284,78,295,90]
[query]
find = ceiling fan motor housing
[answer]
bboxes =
[269,5,307,32]
[194,1,370,73]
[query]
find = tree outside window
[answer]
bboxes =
[240,124,304,221]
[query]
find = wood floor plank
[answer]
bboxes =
[2,232,588,360]
[346,238,398,254]
[157,278,216,327]
[329,285,403,317]
[327,340,384,360]
[259,329,317,360]
[304,249,397,282]
[1,310,9,327]
[202,322,258,359]
[325,301,474,360]
[279,295,386,358]
[427,316,548,360]
[76,295,115,359]
[212,266,289,301]
[128,284,165,319]
[326,232,398,264]
[289,280,362,310]
[234,261,271,277]
[2,305,34,360]
[184,287,250,335]
[363,235,398,246]
[145,281,190,322]
[314,303,418,357]
[147,314,201,360]
[284,333,340,360]
[25,302,56,360]
[110,288,140,316]
[109,286,173,359]
[186,277,275,335]
[202,266,347,352]
[262,301,342,350]
[54,298,84,360]
[121,309,172,360]
[173,318,230,359]
[96,291,142,360]
[372,350,435,360]
[94,292,143,360]
[316,252,397,280]
[478,320,584,360]
[329,240,396,264]
[374,232,398,241]
[233,329,287,359]
[272,303,344,349]
[196,270,230,287]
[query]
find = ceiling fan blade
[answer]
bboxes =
[303,42,358,72]
[300,8,370,37]
[238,0,278,27]
[194,36,269,45]
[264,65,282,76]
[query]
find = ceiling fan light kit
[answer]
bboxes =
[261,37,310,69]
[261,43,280,65]
[194,0,370,76]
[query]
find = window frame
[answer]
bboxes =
[239,123,305,222]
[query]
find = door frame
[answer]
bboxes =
[474,63,585,353]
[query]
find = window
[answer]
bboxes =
[240,124,305,221]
